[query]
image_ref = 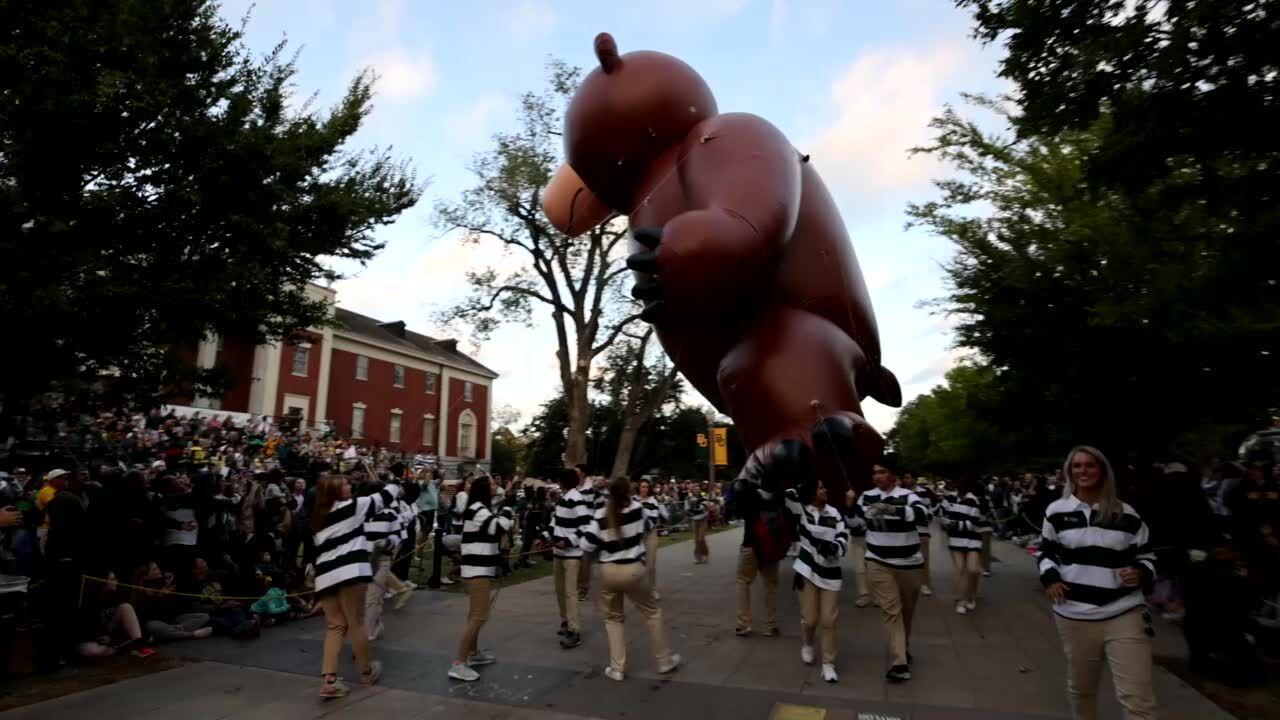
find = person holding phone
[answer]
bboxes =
[1038,446,1157,720]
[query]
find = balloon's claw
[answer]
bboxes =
[631,280,661,301]
[640,300,665,323]
[633,226,662,250]
[626,250,659,273]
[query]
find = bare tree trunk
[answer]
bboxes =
[564,372,591,466]
[609,363,680,478]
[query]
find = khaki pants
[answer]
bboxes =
[365,555,390,639]
[645,530,659,592]
[920,533,932,586]
[319,583,372,677]
[599,562,673,674]
[800,578,839,665]
[850,538,872,602]
[735,546,779,632]
[693,518,709,562]
[951,550,981,602]
[866,561,925,666]
[1054,609,1156,720]
[457,577,491,662]
[554,557,581,632]
[980,533,993,573]
[578,553,593,599]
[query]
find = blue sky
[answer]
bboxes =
[217,0,1006,432]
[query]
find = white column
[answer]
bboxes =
[437,367,451,456]
[192,336,219,409]
[484,379,493,468]
[248,342,283,417]
[314,327,334,433]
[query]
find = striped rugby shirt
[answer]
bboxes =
[908,486,935,536]
[942,491,989,551]
[638,496,667,526]
[313,483,402,594]
[460,501,514,579]
[552,488,593,558]
[793,503,850,591]
[855,485,928,568]
[579,500,652,563]
[1037,496,1158,621]
[364,506,404,554]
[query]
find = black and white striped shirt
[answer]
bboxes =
[638,497,667,527]
[579,500,651,564]
[313,484,402,594]
[793,504,849,591]
[908,487,935,536]
[460,501,514,579]
[855,485,927,568]
[450,491,468,534]
[942,491,989,551]
[364,507,404,555]
[552,488,592,558]
[1037,496,1158,621]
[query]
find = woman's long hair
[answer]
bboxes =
[310,473,347,535]
[606,476,631,537]
[469,475,493,508]
[1062,445,1124,526]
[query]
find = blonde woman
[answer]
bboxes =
[1038,446,1157,719]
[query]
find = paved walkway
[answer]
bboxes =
[10,527,1230,720]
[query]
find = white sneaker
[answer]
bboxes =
[440,577,456,586]
[955,601,968,615]
[653,591,662,601]
[383,590,395,600]
[965,600,977,611]
[801,645,816,665]
[658,653,682,674]
[821,663,838,683]
[404,581,418,589]
[604,667,625,681]
[982,571,992,578]
[920,585,933,596]
[448,662,479,682]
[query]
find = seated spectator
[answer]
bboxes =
[181,556,259,639]
[76,571,146,658]
[130,560,214,642]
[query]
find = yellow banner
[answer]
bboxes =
[712,427,728,466]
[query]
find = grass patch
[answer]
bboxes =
[408,522,740,593]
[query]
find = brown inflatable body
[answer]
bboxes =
[543,34,902,507]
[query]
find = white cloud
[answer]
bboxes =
[806,41,980,209]
[359,48,437,102]
[505,0,556,39]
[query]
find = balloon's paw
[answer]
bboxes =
[810,411,884,469]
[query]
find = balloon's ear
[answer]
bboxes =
[542,163,612,235]
[594,33,622,74]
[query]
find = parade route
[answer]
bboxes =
[8,529,1231,720]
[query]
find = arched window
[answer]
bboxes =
[458,409,477,459]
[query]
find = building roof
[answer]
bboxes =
[332,307,499,379]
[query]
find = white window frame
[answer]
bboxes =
[351,402,366,440]
[355,354,369,381]
[463,381,473,402]
[425,372,437,395]
[458,409,477,459]
[422,414,436,448]
[292,344,311,377]
[393,364,405,388]
[389,409,403,444]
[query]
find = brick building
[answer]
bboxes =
[184,285,498,471]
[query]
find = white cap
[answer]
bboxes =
[45,468,70,481]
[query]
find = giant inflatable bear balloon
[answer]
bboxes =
[543,34,901,507]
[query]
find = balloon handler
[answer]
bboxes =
[542,33,902,515]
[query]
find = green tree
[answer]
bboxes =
[909,91,1275,457]
[941,0,1279,454]
[435,61,641,468]
[0,0,421,420]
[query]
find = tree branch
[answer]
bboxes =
[591,312,644,357]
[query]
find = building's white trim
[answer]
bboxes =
[331,330,495,381]
[192,336,219,409]
[352,401,367,409]
[485,377,494,463]
[437,366,451,452]
[282,393,310,424]
[457,409,478,459]
[390,408,403,414]
[314,324,334,426]
[422,413,436,419]
[248,342,283,417]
